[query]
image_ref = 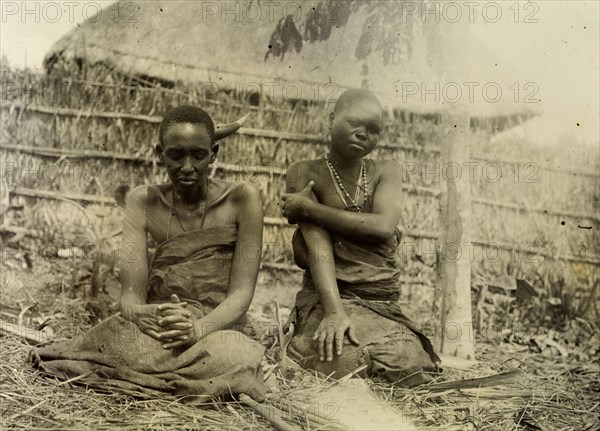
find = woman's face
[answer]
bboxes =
[329,100,382,160]
[159,122,215,192]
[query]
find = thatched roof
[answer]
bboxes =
[46,0,532,117]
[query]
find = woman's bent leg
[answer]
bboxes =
[31,317,266,400]
[289,302,437,384]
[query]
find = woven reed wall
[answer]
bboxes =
[1,69,598,303]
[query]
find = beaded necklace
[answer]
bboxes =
[166,180,210,239]
[325,155,368,213]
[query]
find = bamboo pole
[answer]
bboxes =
[0,320,51,344]
[3,102,599,177]
[238,394,302,431]
[4,143,600,219]
[6,186,600,265]
[436,106,475,360]
[471,196,600,223]
[427,369,522,391]
[0,143,289,175]
[13,188,116,205]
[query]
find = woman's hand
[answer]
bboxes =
[313,311,360,362]
[282,181,316,223]
[125,294,196,349]
[126,303,167,341]
[157,294,197,350]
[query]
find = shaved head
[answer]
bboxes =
[333,89,383,115]
[159,105,215,146]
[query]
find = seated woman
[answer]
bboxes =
[30,106,266,402]
[282,89,440,385]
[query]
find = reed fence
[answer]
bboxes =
[1,70,598,305]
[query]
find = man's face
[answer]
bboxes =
[330,100,383,159]
[159,122,215,190]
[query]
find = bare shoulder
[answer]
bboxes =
[122,185,149,231]
[370,159,400,178]
[228,180,262,205]
[370,159,398,171]
[287,159,320,178]
[124,184,149,208]
[226,181,263,226]
[286,159,324,191]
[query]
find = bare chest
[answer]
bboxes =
[312,164,377,211]
[147,198,237,243]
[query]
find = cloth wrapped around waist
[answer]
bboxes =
[292,227,402,299]
[291,228,440,365]
[147,224,254,331]
[148,225,234,312]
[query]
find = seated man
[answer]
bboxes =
[282,89,440,385]
[31,106,266,402]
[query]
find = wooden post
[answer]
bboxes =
[436,105,475,360]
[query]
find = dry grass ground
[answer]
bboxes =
[1,258,598,431]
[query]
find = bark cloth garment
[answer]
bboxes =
[288,200,441,385]
[30,186,266,402]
